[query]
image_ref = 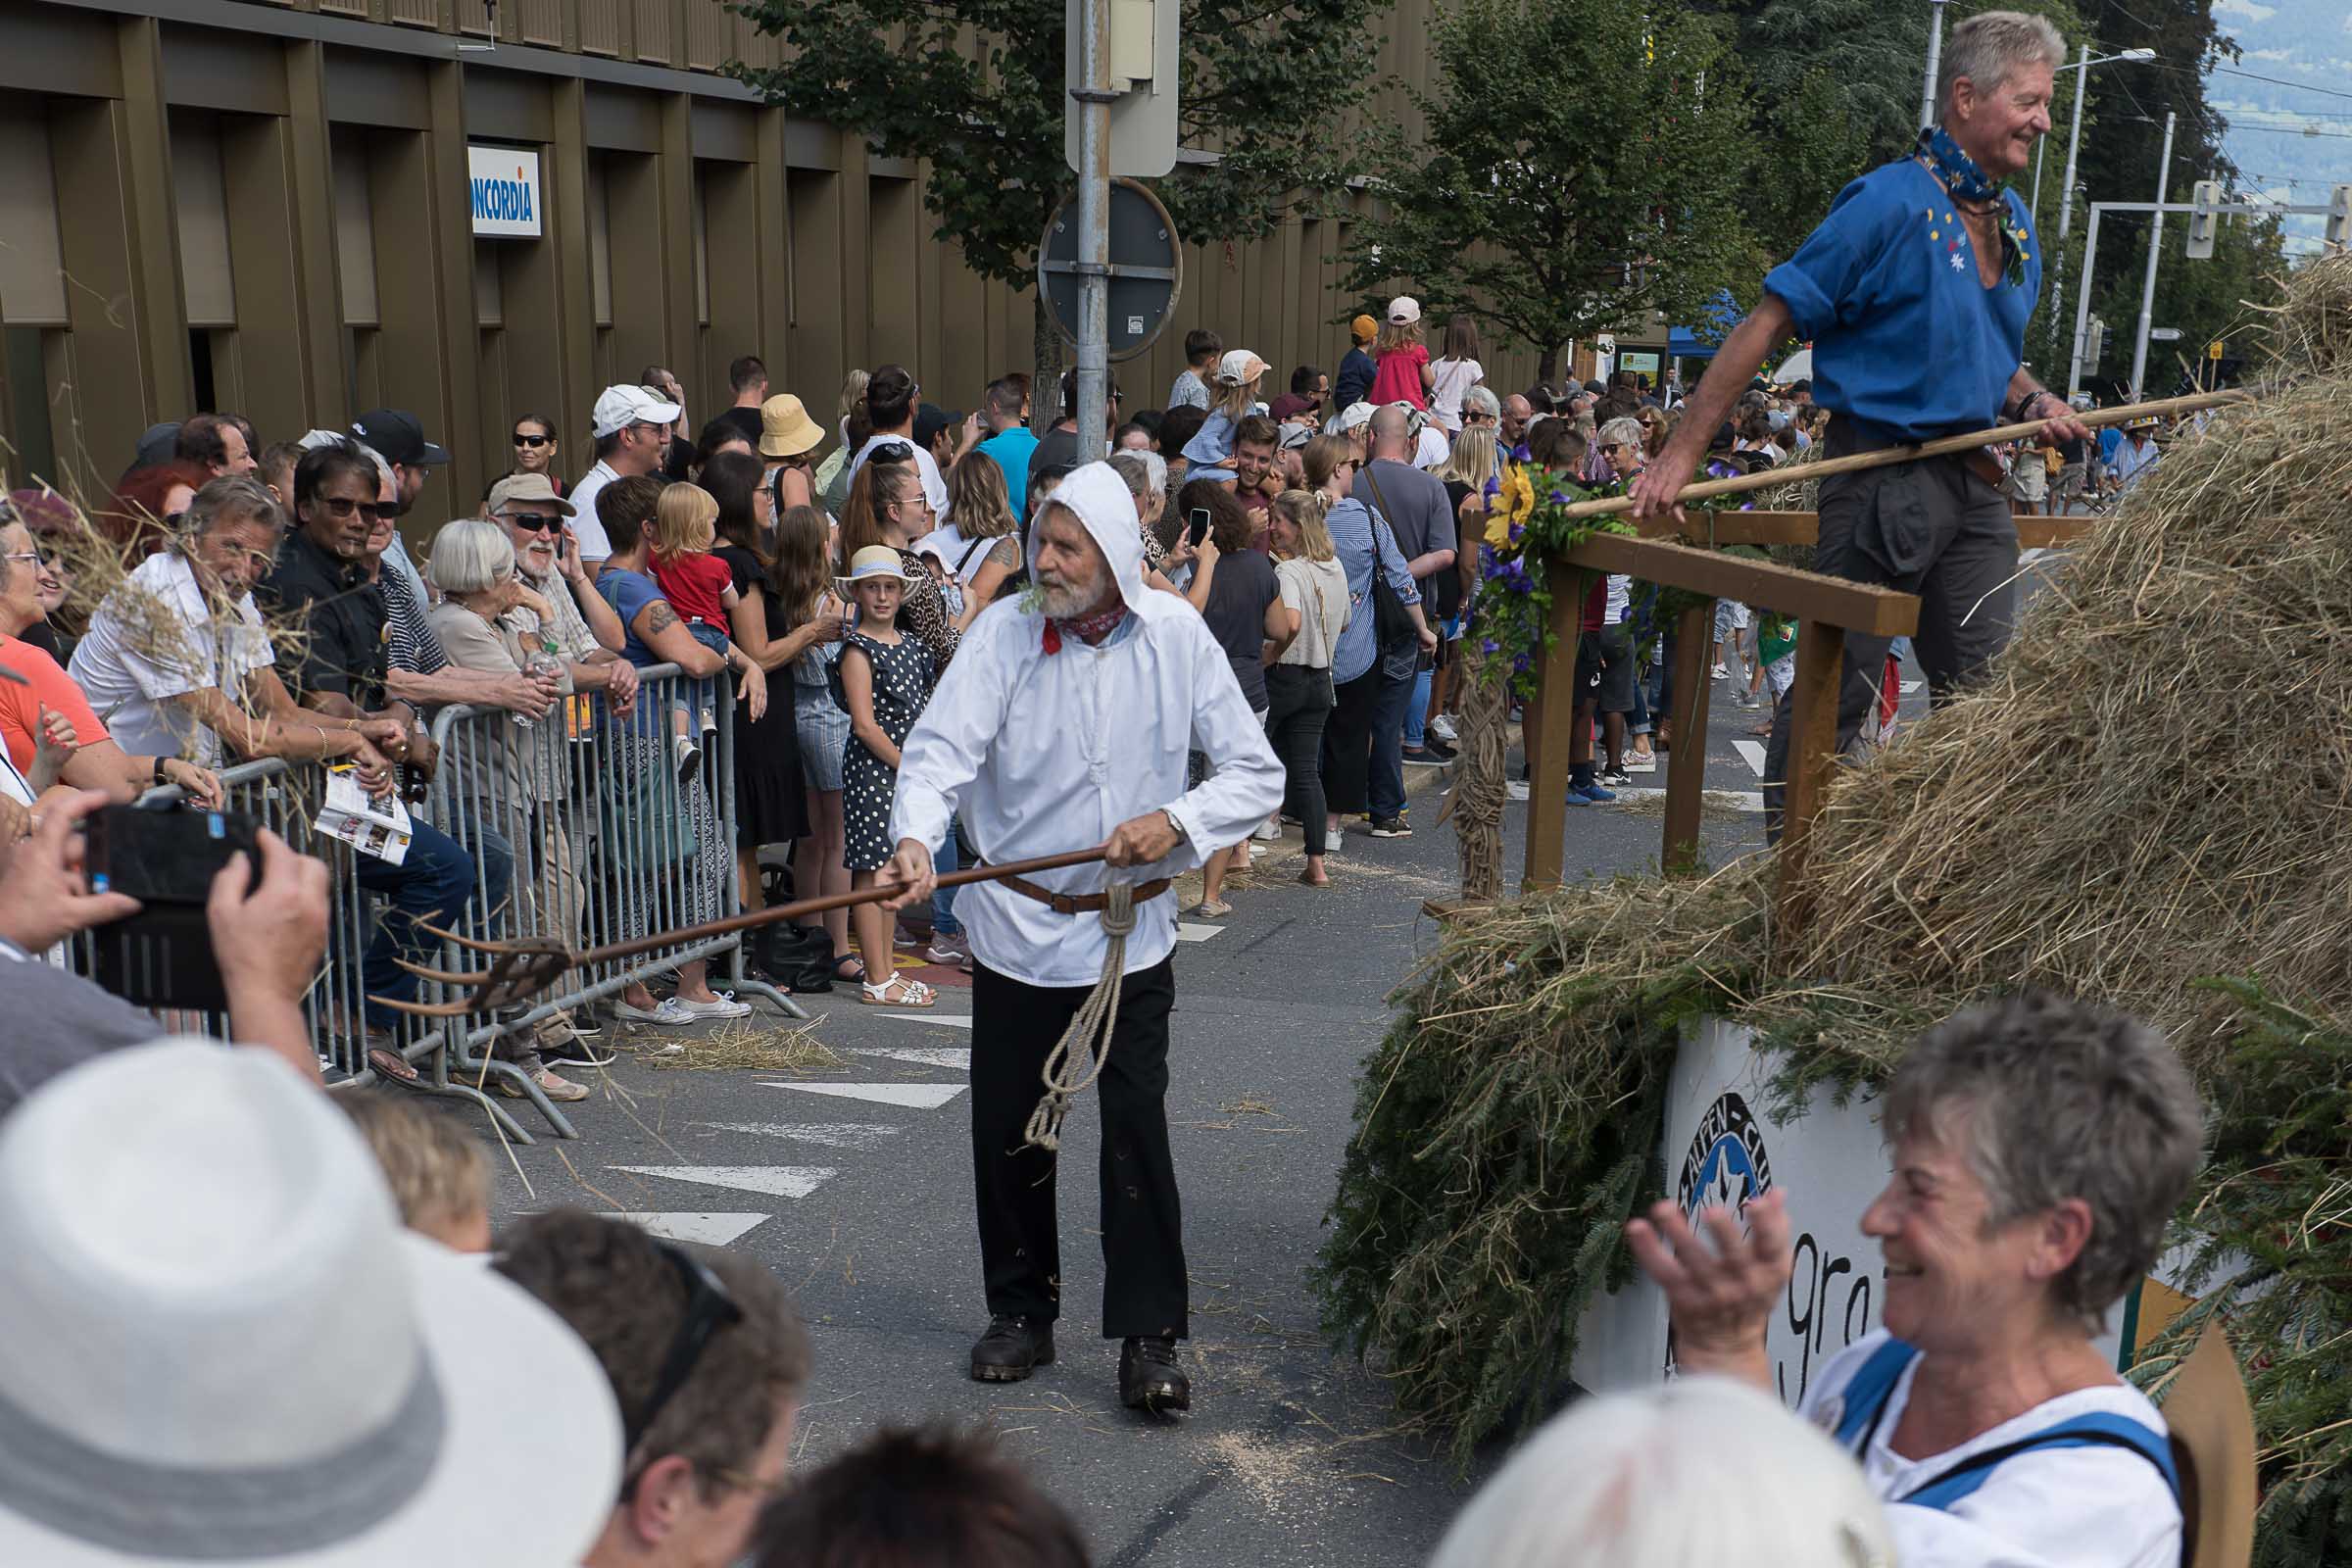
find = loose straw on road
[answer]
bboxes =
[1559,388,2254,520]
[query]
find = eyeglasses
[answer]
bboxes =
[514,433,553,448]
[505,514,563,534]
[317,496,393,521]
[2,548,49,568]
[623,1244,744,1462]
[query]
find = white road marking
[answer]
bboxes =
[849,1046,971,1070]
[766,1081,968,1109]
[1601,787,1765,812]
[612,1212,771,1247]
[1507,781,1530,802]
[1733,739,1768,776]
[880,1012,972,1028]
[612,1165,839,1200]
[1174,922,1224,943]
[698,1121,906,1151]
[1900,679,1923,694]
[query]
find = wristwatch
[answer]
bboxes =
[152,756,171,787]
[1161,808,1189,846]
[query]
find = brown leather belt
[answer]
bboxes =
[993,871,1172,916]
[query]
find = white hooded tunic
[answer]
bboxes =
[889,463,1285,988]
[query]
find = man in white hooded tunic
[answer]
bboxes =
[883,460,1284,1413]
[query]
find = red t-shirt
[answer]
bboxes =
[0,632,110,773]
[1368,344,1430,409]
[651,550,733,627]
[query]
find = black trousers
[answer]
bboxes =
[970,956,1188,1340]
[1762,453,2017,841]
[1264,662,1334,856]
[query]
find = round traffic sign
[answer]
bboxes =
[1038,178,1184,363]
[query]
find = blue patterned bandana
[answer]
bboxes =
[1916,124,2002,205]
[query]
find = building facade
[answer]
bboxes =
[0,0,1569,514]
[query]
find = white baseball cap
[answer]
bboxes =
[1388,296,1422,325]
[0,1039,622,1566]
[592,383,683,440]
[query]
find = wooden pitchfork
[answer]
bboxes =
[372,845,1112,1018]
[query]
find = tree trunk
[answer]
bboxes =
[1032,293,1065,437]
[1537,342,1562,384]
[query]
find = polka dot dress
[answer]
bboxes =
[840,630,935,872]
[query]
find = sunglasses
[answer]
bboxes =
[514,433,553,448]
[622,1244,744,1465]
[317,496,393,521]
[505,514,564,534]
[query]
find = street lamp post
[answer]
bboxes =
[1919,0,1950,132]
[2045,45,2154,386]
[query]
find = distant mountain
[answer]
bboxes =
[2210,0,2351,258]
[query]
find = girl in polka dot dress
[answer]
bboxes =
[836,545,938,1006]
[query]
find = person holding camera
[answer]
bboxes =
[0,788,329,1116]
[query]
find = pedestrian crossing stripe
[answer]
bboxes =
[880,1011,972,1028]
[1603,787,1766,812]
[1732,739,1768,777]
[764,1081,968,1109]
[612,1212,771,1246]
[1174,922,1224,943]
[611,1165,839,1200]
[848,1046,971,1070]
[1900,679,1923,694]
[697,1121,905,1150]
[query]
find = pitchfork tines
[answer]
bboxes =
[371,927,576,1018]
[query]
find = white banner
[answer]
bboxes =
[468,146,542,239]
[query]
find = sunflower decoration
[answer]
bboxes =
[1485,464,1537,550]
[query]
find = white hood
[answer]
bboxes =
[1026,461,1148,615]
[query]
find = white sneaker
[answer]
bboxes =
[1252,818,1282,841]
[672,991,752,1018]
[1429,714,1460,743]
[615,996,698,1026]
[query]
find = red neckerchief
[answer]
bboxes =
[1042,603,1127,654]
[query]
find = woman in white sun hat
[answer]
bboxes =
[0,1037,621,1567]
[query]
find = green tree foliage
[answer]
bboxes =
[1340,0,1761,380]
[724,0,1386,378]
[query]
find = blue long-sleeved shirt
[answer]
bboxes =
[1326,496,1420,685]
[1762,159,2040,442]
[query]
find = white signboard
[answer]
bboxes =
[1571,1016,2125,1408]
[468,146,543,239]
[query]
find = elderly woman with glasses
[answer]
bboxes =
[1629,993,2203,1568]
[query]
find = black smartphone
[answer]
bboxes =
[1187,508,1211,548]
[83,805,263,1012]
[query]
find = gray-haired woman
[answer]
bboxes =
[1627,992,2203,1568]
[425,517,589,1102]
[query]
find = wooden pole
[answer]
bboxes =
[1773,621,1847,936]
[1558,388,2248,521]
[1661,601,1715,875]
[1522,566,1585,891]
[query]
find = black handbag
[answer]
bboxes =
[1359,467,1423,651]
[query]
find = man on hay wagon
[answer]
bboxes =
[1629,9,2094,829]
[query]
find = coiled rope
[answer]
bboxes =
[1022,883,1138,1152]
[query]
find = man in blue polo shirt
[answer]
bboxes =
[1631,10,2089,837]
[975,376,1040,523]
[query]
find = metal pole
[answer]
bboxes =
[1919,0,1948,132]
[2128,110,2176,402]
[1073,0,1111,466]
[2046,42,2090,383]
[2067,204,2103,400]
[2032,136,2047,222]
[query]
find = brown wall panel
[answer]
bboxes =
[784,168,843,408]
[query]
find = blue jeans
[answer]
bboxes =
[355,817,479,1031]
[1367,668,1414,819]
[445,809,517,941]
[1403,664,1433,751]
[932,819,963,937]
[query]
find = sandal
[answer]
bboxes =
[860,972,935,1007]
[1194,899,1234,918]
[1297,871,1330,889]
[367,1046,420,1084]
[832,953,867,984]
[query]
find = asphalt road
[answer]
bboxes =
[481,669,1790,1566]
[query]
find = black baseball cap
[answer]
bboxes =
[350,409,451,466]
[912,403,963,453]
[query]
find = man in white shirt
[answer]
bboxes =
[568,384,683,571]
[882,462,1283,1415]
[843,364,950,515]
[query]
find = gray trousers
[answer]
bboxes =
[1762,454,2017,840]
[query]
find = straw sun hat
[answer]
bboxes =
[0,1039,622,1567]
[836,544,922,590]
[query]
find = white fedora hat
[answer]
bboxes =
[0,1040,622,1566]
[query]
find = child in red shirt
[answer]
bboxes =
[1367,296,1434,409]
[649,482,743,778]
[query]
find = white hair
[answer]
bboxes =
[1427,1378,1894,1568]
[1598,416,1646,451]
[1461,385,1501,420]
[1937,10,2064,117]
[425,517,516,596]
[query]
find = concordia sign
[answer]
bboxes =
[468,146,542,238]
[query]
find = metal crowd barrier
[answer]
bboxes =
[115,661,805,1145]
